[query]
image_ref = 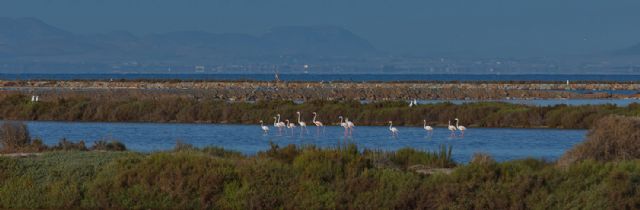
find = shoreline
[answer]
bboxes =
[1,80,639,101]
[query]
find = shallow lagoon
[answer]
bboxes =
[22,121,586,163]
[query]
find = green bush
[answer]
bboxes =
[2,136,640,209]
[86,152,238,209]
[559,115,640,166]
[0,121,31,152]
[91,140,127,151]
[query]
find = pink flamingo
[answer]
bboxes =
[338,116,348,136]
[423,120,433,135]
[345,118,355,136]
[286,119,296,136]
[455,118,467,137]
[448,120,457,137]
[312,112,324,133]
[389,121,399,137]
[297,111,307,134]
[260,120,269,134]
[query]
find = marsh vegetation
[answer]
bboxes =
[0,116,639,209]
[1,94,639,129]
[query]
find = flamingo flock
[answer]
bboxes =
[261,111,468,138]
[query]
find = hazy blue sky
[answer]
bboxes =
[2,0,640,56]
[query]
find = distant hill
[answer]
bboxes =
[0,17,378,63]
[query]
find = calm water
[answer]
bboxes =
[4,73,640,82]
[23,121,586,163]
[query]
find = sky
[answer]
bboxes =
[2,0,640,56]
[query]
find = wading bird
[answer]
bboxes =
[275,114,286,134]
[259,120,269,134]
[312,112,324,133]
[423,120,433,134]
[389,121,399,136]
[346,118,355,136]
[338,116,348,136]
[448,120,457,137]
[455,118,467,137]
[286,119,296,135]
[296,111,307,133]
[409,99,418,107]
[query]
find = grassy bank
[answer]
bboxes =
[1,116,640,209]
[1,145,640,209]
[1,94,639,128]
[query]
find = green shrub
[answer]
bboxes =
[51,138,87,151]
[0,121,31,152]
[86,152,238,209]
[2,139,640,209]
[559,115,640,166]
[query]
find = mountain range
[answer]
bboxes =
[1,17,639,74]
[0,17,378,64]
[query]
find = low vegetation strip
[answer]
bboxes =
[0,116,639,209]
[1,144,640,208]
[2,80,639,100]
[1,94,639,129]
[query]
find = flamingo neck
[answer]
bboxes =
[456,120,459,127]
[389,122,393,129]
[298,113,302,122]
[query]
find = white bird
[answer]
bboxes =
[312,112,324,133]
[338,116,347,128]
[274,114,286,134]
[296,111,307,132]
[423,120,433,134]
[338,116,348,135]
[286,119,296,128]
[448,120,457,137]
[260,120,269,134]
[312,112,324,127]
[409,100,414,107]
[389,121,399,136]
[345,118,355,135]
[455,118,467,137]
[286,119,296,135]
